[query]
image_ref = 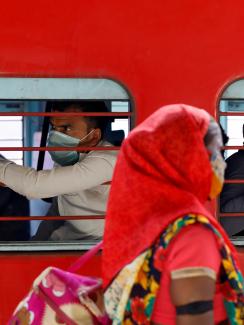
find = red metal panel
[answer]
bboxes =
[0,1,243,118]
[1,0,244,321]
[1,250,244,324]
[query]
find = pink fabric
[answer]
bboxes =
[9,267,105,325]
[152,224,227,324]
[68,241,103,273]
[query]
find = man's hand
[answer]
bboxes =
[0,182,6,187]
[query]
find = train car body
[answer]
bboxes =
[1,0,244,322]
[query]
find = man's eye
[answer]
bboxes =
[50,125,71,132]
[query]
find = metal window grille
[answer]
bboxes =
[0,78,133,251]
[218,90,244,244]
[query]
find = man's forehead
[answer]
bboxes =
[50,106,85,122]
[50,116,72,124]
[52,105,82,112]
[50,115,86,125]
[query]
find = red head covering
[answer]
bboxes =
[102,104,232,288]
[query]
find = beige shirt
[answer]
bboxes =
[0,141,118,238]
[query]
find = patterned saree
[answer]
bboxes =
[105,215,244,325]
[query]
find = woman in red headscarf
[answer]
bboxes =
[102,104,244,325]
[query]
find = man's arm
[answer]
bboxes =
[0,155,115,199]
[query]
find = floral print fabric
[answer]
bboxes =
[105,214,244,325]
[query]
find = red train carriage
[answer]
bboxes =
[1,0,244,323]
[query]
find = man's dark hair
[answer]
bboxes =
[49,100,110,137]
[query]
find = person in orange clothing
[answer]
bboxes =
[102,104,244,325]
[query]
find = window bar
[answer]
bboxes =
[0,112,133,117]
[0,146,121,151]
[219,213,244,217]
[219,112,244,116]
[0,216,105,221]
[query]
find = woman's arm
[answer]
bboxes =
[170,275,215,325]
[152,224,222,325]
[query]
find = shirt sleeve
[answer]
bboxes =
[167,223,221,280]
[0,153,116,199]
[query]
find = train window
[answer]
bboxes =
[0,78,133,251]
[218,79,244,243]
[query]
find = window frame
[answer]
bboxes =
[0,78,134,251]
[218,79,244,246]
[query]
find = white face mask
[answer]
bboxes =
[47,129,95,166]
[209,150,226,199]
[205,121,227,199]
